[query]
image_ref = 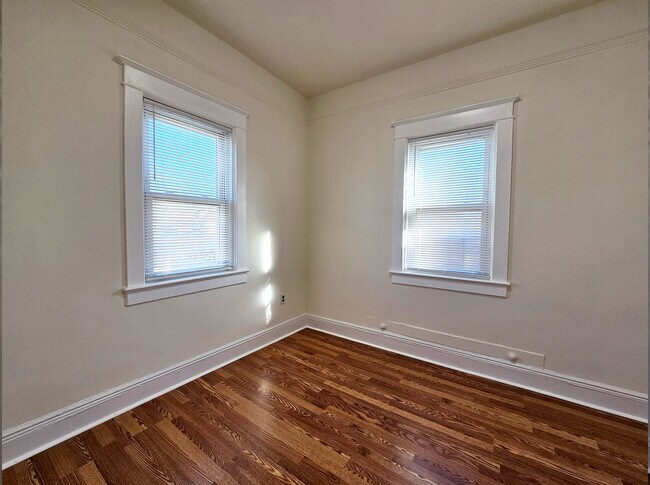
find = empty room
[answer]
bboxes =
[2,0,648,483]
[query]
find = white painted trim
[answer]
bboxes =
[387,319,545,368]
[390,97,517,297]
[123,270,249,305]
[391,96,519,127]
[390,138,407,273]
[392,96,518,137]
[491,116,514,283]
[390,271,509,297]
[1,314,308,469]
[123,85,146,288]
[117,56,250,121]
[121,59,247,130]
[3,313,645,469]
[306,314,648,423]
[232,127,247,270]
[121,59,248,304]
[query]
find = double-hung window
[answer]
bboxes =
[121,58,248,305]
[143,100,233,281]
[390,98,517,297]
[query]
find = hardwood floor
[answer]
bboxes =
[3,329,648,484]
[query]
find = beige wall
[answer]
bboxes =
[3,0,647,433]
[307,0,648,393]
[2,0,309,429]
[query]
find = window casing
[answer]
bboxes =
[121,57,248,305]
[390,98,517,297]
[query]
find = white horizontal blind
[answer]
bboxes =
[143,99,233,281]
[404,127,495,280]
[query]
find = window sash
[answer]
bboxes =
[404,207,491,279]
[142,99,234,282]
[143,196,234,281]
[403,127,495,281]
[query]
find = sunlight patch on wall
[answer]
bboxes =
[262,231,273,274]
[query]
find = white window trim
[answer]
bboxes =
[390,97,518,297]
[119,56,249,305]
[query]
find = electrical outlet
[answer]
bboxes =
[280,294,286,304]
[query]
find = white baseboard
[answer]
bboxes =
[3,311,646,470]
[1,314,308,470]
[386,319,545,368]
[306,314,648,423]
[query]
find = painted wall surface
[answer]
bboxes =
[3,0,647,433]
[2,0,308,429]
[307,0,648,393]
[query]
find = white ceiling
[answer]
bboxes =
[163,0,601,98]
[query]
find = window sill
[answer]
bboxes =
[389,271,509,297]
[123,269,248,305]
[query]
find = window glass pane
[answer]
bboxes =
[145,197,232,278]
[405,210,486,277]
[142,100,233,281]
[414,138,486,207]
[404,128,494,280]
[143,104,232,201]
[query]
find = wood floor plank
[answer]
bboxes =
[4,329,647,484]
[60,461,108,485]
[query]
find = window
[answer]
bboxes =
[121,57,248,305]
[390,98,517,297]
[404,128,495,279]
[143,100,233,280]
